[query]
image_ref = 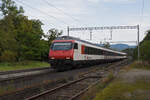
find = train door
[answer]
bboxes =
[73,42,80,60]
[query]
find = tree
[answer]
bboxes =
[46,28,62,46]
[0,0,63,62]
[0,0,24,16]
[0,0,45,62]
[103,42,110,49]
[0,2,19,62]
[133,30,150,61]
[14,18,45,61]
[140,40,150,60]
[143,30,150,41]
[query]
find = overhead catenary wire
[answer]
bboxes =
[1,0,55,27]
[15,0,68,25]
[42,0,80,23]
[25,13,56,27]
[139,0,145,26]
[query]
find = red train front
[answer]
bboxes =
[49,39,75,70]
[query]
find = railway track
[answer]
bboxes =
[0,59,129,100]
[0,63,109,100]
[26,76,101,100]
[25,59,129,100]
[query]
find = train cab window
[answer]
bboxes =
[51,42,73,50]
[74,43,78,49]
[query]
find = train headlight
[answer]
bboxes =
[66,57,70,59]
[51,57,55,59]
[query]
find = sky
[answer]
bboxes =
[10,0,150,45]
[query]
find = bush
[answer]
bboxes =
[140,40,150,61]
[0,50,17,62]
[130,61,150,70]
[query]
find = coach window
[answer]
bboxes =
[74,43,78,49]
[84,46,88,54]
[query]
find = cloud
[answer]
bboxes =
[103,0,136,3]
[15,0,87,26]
[122,15,150,41]
[13,0,150,44]
[86,0,136,3]
[86,0,137,4]
[87,0,100,3]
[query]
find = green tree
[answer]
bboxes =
[140,40,150,60]
[133,30,150,61]
[0,0,45,62]
[103,42,110,49]
[39,39,49,61]
[14,18,44,61]
[0,0,24,16]
[0,11,18,62]
[46,28,62,46]
[0,0,63,62]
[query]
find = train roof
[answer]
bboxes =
[56,36,127,55]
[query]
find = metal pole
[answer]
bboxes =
[137,25,140,61]
[110,29,112,40]
[67,26,69,36]
[90,30,92,40]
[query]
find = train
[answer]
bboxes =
[49,36,127,70]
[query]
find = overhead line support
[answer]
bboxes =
[68,25,140,61]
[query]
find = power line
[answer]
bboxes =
[140,0,145,26]
[43,0,80,23]
[15,0,68,25]
[25,13,56,27]
[14,0,56,27]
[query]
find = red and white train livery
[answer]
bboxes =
[49,36,127,70]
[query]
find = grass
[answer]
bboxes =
[0,61,50,71]
[130,61,150,70]
[80,61,150,100]
[0,84,15,95]
[80,72,114,100]
[93,80,150,100]
[93,61,150,100]
[122,61,150,71]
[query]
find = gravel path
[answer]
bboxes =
[118,68,150,83]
